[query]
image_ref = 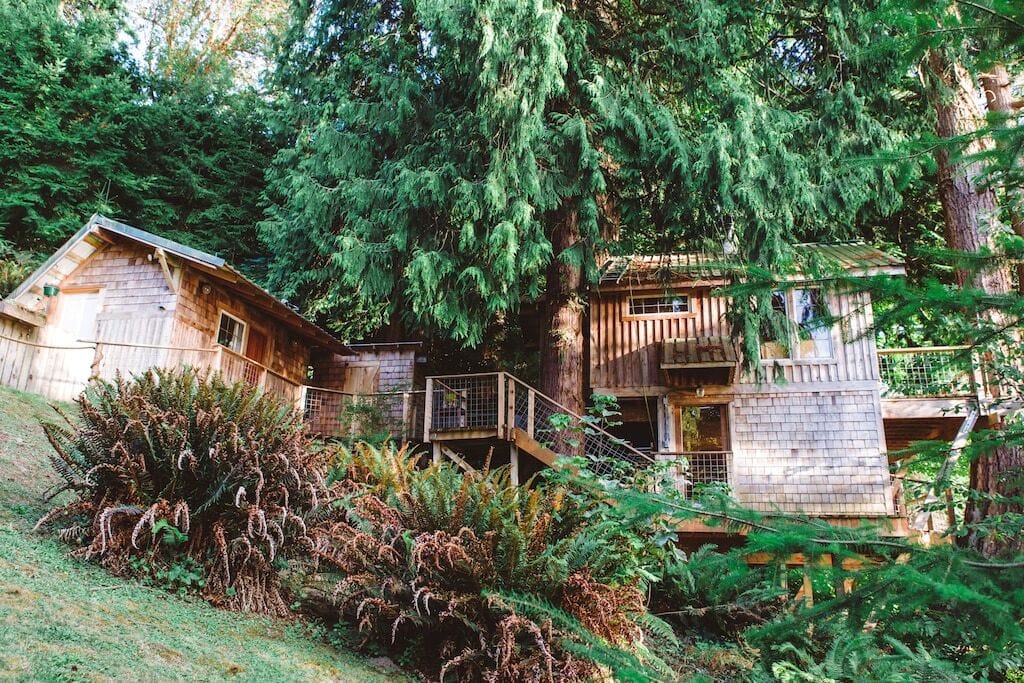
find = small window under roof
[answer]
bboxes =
[628,294,689,316]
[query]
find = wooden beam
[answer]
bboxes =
[440,445,475,473]
[152,248,178,293]
[0,300,45,327]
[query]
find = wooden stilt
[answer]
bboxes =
[510,444,520,486]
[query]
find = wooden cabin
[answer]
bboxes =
[0,215,418,405]
[589,244,908,529]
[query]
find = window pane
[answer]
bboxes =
[217,314,245,353]
[628,295,689,315]
[794,289,832,358]
[759,290,790,358]
[679,405,726,451]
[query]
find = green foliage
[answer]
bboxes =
[262,0,912,349]
[36,367,328,616]
[0,0,274,273]
[311,442,667,681]
[0,249,41,297]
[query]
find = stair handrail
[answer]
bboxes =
[503,373,656,466]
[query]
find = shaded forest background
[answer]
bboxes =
[2,0,999,344]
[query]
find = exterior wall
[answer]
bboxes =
[589,285,880,393]
[311,346,419,393]
[58,239,179,377]
[171,267,311,386]
[726,386,893,516]
[589,286,729,392]
[0,239,179,399]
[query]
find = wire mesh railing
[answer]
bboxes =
[877,346,976,398]
[304,386,425,442]
[505,376,655,476]
[427,374,502,433]
[658,451,731,498]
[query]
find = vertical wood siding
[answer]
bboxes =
[590,287,730,390]
[589,286,880,390]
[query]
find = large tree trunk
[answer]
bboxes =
[926,50,1022,555]
[927,51,1012,293]
[981,64,1024,294]
[540,209,585,419]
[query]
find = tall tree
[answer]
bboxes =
[264,0,909,408]
[0,0,139,249]
[913,1,1023,554]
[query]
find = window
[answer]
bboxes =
[759,288,833,360]
[628,294,690,316]
[793,288,832,359]
[759,291,790,359]
[678,405,728,451]
[217,312,246,353]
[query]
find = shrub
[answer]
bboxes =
[310,442,668,681]
[37,367,328,615]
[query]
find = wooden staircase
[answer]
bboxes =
[423,373,655,483]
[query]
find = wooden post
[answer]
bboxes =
[800,573,814,607]
[496,372,507,438]
[510,444,520,486]
[505,377,516,437]
[526,390,536,439]
[401,391,412,443]
[295,384,308,416]
[423,377,434,443]
[432,441,442,466]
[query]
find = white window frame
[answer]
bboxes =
[216,310,247,354]
[626,293,691,318]
[759,288,834,362]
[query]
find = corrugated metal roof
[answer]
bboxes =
[600,242,904,286]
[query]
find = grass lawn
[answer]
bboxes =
[0,386,407,683]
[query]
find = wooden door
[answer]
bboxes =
[245,328,268,364]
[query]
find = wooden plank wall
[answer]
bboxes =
[58,239,177,382]
[590,287,729,390]
[172,267,311,385]
[0,317,40,393]
[590,286,879,391]
[749,288,878,385]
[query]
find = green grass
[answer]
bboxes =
[0,386,407,683]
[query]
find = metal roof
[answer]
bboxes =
[599,242,904,287]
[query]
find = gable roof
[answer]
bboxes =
[6,214,352,354]
[599,242,905,288]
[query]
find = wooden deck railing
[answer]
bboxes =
[877,346,981,398]
[303,386,425,442]
[424,372,655,475]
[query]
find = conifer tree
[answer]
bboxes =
[264,0,910,409]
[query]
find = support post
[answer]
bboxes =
[510,444,520,486]
[526,390,536,439]
[496,373,507,438]
[424,378,434,443]
[432,441,442,466]
[401,391,411,442]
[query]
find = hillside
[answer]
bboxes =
[0,387,407,683]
